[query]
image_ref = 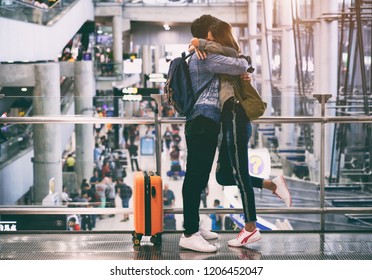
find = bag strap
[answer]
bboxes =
[232,78,244,103]
[182,51,214,96]
[182,51,194,60]
[176,51,215,103]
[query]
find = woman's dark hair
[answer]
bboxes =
[209,21,240,53]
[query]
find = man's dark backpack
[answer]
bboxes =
[165,52,195,116]
[165,51,213,116]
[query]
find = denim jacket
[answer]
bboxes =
[198,39,240,109]
[187,53,249,124]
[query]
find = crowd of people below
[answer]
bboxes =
[62,103,186,231]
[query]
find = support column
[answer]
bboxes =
[258,0,274,148]
[260,0,273,116]
[122,31,134,119]
[142,45,151,87]
[248,0,258,58]
[123,32,131,54]
[124,100,135,117]
[154,45,160,74]
[280,0,296,148]
[248,0,265,148]
[313,0,338,179]
[238,26,247,56]
[113,14,123,78]
[74,61,95,189]
[33,63,62,203]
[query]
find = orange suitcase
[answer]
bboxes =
[132,171,163,246]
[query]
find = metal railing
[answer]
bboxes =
[1,94,372,231]
[94,0,246,6]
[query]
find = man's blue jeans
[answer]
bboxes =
[182,116,220,235]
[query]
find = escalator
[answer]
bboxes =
[330,0,372,184]
[0,0,98,206]
[0,0,94,62]
[0,77,75,167]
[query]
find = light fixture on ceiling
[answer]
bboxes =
[163,24,170,31]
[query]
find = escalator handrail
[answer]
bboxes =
[12,0,61,10]
[12,0,47,10]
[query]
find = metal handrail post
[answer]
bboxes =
[313,93,332,231]
[151,93,163,175]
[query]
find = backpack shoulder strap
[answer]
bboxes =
[182,51,194,60]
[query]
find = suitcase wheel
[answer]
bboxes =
[132,231,143,246]
[150,234,162,245]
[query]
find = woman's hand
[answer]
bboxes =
[190,38,199,48]
[240,72,252,83]
[189,38,207,60]
[188,45,195,52]
[195,49,207,60]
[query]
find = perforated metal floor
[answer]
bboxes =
[1,231,371,260]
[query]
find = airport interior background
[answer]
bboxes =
[0,0,371,260]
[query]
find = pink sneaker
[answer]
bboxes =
[227,228,261,247]
[272,175,292,207]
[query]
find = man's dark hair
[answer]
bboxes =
[191,14,220,38]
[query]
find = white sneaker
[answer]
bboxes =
[228,228,261,247]
[199,227,219,240]
[179,232,217,253]
[272,175,292,207]
[198,219,219,239]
